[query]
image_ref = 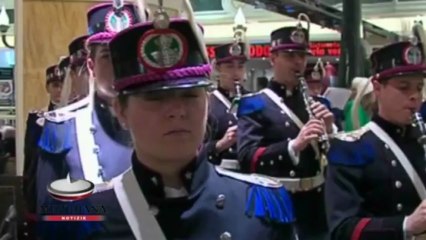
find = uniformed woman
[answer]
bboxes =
[87,1,298,239]
[36,2,144,239]
[204,42,250,170]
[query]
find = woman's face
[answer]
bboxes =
[114,87,208,163]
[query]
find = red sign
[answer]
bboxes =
[206,41,341,59]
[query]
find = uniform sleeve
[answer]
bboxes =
[23,114,41,213]
[326,163,405,240]
[237,112,294,173]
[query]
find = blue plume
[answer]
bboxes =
[245,185,295,224]
[237,94,265,117]
[38,120,73,154]
[327,139,375,166]
[37,197,103,240]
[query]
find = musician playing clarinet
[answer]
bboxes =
[204,42,250,170]
[325,24,426,240]
[237,14,334,240]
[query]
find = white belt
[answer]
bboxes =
[272,174,324,192]
[93,181,114,193]
[219,159,240,170]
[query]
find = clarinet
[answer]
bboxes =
[412,112,426,160]
[296,72,330,155]
[229,80,242,115]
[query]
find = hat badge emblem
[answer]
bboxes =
[410,35,418,46]
[290,30,305,44]
[229,44,242,57]
[404,46,422,65]
[311,70,321,80]
[138,29,189,72]
[105,9,133,33]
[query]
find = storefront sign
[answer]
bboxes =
[207,41,341,59]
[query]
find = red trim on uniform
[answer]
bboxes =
[251,147,266,172]
[351,218,372,240]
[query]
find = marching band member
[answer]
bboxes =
[306,59,346,130]
[237,14,332,239]
[204,31,250,169]
[88,1,298,238]
[304,59,331,108]
[35,1,145,239]
[23,64,64,229]
[23,64,64,204]
[326,24,426,240]
[43,64,64,111]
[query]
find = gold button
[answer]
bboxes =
[216,194,226,209]
[396,203,403,211]
[278,155,283,161]
[395,181,402,189]
[220,232,232,240]
[391,160,397,167]
[285,121,290,127]
[228,120,233,125]
[149,205,159,216]
[151,177,158,185]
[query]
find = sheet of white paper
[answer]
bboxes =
[322,87,352,110]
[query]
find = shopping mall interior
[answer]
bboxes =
[0,0,426,238]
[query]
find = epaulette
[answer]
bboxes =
[38,119,73,154]
[26,111,45,127]
[327,127,375,166]
[42,96,90,123]
[215,167,295,224]
[43,108,79,123]
[36,117,45,127]
[331,126,369,142]
[237,92,265,117]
